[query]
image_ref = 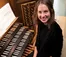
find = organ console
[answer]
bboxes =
[0,0,36,57]
[0,2,35,57]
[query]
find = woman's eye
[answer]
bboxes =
[39,11,42,13]
[44,10,48,13]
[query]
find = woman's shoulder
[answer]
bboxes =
[51,21,62,32]
[50,21,63,40]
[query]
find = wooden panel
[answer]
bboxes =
[0,0,8,8]
[17,0,31,4]
[8,0,19,16]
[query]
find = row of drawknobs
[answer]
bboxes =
[21,1,36,29]
[0,23,34,57]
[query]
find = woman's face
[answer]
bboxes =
[37,4,51,24]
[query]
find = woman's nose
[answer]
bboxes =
[41,13,45,17]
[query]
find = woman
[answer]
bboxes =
[33,0,63,57]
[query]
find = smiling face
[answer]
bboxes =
[37,4,51,24]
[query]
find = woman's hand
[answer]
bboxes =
[33,46,38,57]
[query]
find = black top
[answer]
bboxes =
[35,21,63,57]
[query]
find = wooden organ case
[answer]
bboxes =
[0,0,36,57]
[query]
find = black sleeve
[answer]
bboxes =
[51,28,63,57]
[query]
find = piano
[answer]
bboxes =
[0,2,34,57]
